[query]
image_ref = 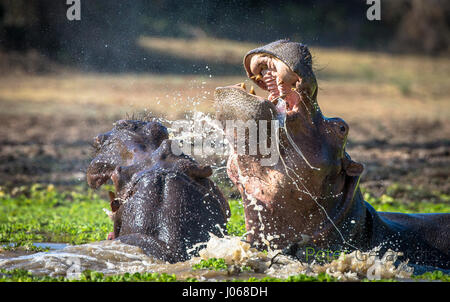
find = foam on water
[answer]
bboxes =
[197,234,414,281]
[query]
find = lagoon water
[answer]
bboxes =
[0,234,416,281]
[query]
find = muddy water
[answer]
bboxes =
[0,234,415,281]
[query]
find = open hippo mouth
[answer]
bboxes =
[219,41,450,270]
[237,39,318,116]
[214,40,365,251]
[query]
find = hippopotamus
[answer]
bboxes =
[214,39,449,269]
[87,119,230,263]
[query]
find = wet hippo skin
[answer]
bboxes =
[87,120,230,263]
[215,40,449,269]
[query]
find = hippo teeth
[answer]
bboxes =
[239,69,300,113]
[246,54,304,114]
[261,70,280,100]
[247,71,287,103]
[235,82,261,99]
[253,71,301,113]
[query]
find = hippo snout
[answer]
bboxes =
[86,162,116,189]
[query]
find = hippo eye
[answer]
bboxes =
[337,124,348,137]
[328,118,348,139]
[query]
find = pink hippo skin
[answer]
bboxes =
[214,40,449,270]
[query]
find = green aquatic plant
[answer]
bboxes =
[2,242,50,252]
[78,270,177,282]
[235,272,338,282]
[361,186,450,214]
[0,184,113,247]
[192,258,228,271]
[412,270,450,282]
[226,199,246,236]
[1,184,449,282]
[0,269,177,282]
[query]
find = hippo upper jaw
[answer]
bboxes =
[243,39,319,118]
[86,161,117,189]
[86,120,170,190]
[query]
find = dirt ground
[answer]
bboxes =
[0,38,449,201]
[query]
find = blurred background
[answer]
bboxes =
[0,0,449,204]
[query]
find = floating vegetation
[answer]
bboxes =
[0,184,449,282]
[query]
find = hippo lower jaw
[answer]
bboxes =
[86,162,135,225]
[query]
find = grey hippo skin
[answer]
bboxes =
[86,120,230,263]
[214,39,449,270]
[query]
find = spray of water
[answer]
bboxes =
[275,98,320,171]
[273,98,358,250]
[163,96,356,251]
[0,87,416,280]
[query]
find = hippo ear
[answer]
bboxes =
[341,153,364,205]
[342,152,364,177]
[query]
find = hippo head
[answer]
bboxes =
[86,119,169,234]
[215,40,364,250]
[86,119,168,190]
[87,120,230,249]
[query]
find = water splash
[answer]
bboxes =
[266,99,357,249]
[275,97,319,171]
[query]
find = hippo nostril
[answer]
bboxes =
[94,133,110,149]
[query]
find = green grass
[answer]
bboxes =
[0,184,112,247]
[0,269,176,282]
[192,258,228,271]
[226,199,246,237]
[0,183,449,282]
[362,184,450,213]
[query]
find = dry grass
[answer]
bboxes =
[0,37,448,195]
[0,36,449,123]
[138,36,255,65]
[139,36,450,96]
